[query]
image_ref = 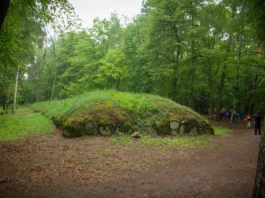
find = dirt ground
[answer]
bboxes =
[0,121,261,198]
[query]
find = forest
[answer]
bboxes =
[1,0,265,120]
[1,0,265,197]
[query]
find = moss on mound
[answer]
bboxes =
[32,90,213,137]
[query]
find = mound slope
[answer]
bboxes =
[32,91,213,137]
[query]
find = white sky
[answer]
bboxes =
[69,0,143,28]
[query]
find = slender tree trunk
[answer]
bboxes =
[172,76,177,101]
[188,7,195,110]
[209,79,214,120]
[6,79,11,109]
[172,52,179,101]
[188,42,195,109]
[2,83,8,110]
[215,36,232,121]
[215,65,226,121]
[248,74,257,115]
[230,32,243,128]
[3,95,7,111]
[12,67,19,115]
[35,79,39,102]
[116,77,120,91]
[50,73,56,101]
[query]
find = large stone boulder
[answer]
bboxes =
[170,120,180,135]
[155,119,171,135]
[99,125,112,136]
[84,122,98,136]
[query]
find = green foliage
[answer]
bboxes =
[96,47,129,90]
[2,0,265,121]
[212,125,231,137]
[0,106,53,142]
[111,134,210,148]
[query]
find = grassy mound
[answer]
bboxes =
[32,90,213,137]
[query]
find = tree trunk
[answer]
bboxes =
[188,7,195,110]
[215,65,226,121]
[35,79,39,102]
[12,67,19,115]
[6,79,11,109]
[230,32,243,128]
[0,0,10,30]
[215,4,236,121]
[252,119,265,197]
[172,51,179,102]
[248,74,258,115]
[172,76,177,101]
[188,44,195,109]
[215,36,232,121]
[50,73,56,101]
[116,77,120,91]
[209,79,214,120]
[3,95,7,111]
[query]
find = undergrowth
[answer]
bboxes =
[0,106,53,142]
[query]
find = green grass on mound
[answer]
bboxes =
[0,106,53,142]
[32,90,204,120]
[32,90,210,136]
[32,90,202,117]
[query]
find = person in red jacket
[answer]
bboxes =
[246,114,252,128]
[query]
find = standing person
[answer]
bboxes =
[228,109,232,122]
[254,112,262,135]
[240,110,243,122]
[246,113,252,128]
[223,109,227,121]
[220,109,223,120]
[236,110,240,123]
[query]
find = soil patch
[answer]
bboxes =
[0,122,260,197]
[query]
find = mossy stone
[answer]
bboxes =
[204,127,214,135]
[170,121,180,135]
[62,122,83,137]
[99,125,112,136]
[85,122,98,136]
[179,125,185,134]
[155,120,171,135]
[185,119,200,134]
[119,122,133,133]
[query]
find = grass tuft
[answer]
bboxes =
[212,125,230,137]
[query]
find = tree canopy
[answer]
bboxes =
[1,0,265,119]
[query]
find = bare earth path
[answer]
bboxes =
[0,122,261,198]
